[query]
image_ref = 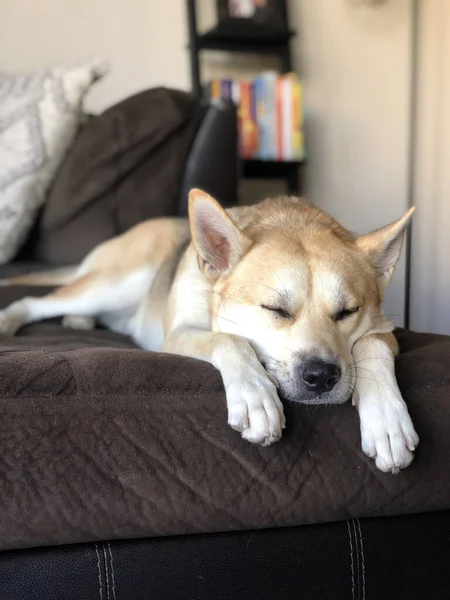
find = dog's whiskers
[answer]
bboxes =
[248,281,285,299]
[216,315,239,327]
[275,273,290,301]
[352,356,392,365]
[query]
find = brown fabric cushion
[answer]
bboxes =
[0,287,449,551]
[0,261,50,279]
[32,88,199,265]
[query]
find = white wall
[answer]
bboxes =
[0,0,190,112]
[290,0,412,325]
[410,0,450,333]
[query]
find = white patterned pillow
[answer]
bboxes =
[0,61,108,264]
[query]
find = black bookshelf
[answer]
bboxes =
[243,159,301,191]
[198,24,295,52]
[186,0,304,194]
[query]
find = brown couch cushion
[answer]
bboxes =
[32,88,199,265]
[0,287,449,551]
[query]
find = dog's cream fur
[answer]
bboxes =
[0,189,418,473]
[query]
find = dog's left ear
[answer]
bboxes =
[188,189,250,278]
[355,207,415,289]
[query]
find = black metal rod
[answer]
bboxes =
[186,0,202,95]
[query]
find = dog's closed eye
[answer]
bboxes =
[334,306,360,322]
[261,305,291,319]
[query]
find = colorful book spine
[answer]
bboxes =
[220,79,232,101]
[254,76,265,160]
[240,81,251,159]
[299,80,305,160]
[204,73,305,162]
[211,79,222,101]
[231,81,244,157]
[250,80,259,158]
[276,77,283,161]
[231,80,241,106]
[266,72,278,161]
[281,75,293,161]
[292,79,305,160]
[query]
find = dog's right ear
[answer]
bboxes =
[188,189,249,278]
[355,207,415,291]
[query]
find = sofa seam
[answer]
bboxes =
[356,519,366,600]
[108,542,117,600]
[346,519,356,600]
[102,543,111,600]
[0,389,224,401]
[351,519,361,599]
[94,543,104,600]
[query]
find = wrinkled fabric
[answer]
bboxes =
[0,287,449,551]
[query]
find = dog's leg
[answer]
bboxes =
[0,270,140,335]
[353,332,419,473]
[164,327,286,446]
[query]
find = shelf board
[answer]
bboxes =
[197,24,295,53]
[243,159,304,179]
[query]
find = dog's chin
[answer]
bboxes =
[278,384,352,406]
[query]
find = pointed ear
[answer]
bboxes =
[355,207,415,289]
[188,189,249,278]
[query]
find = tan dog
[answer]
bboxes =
[0,189,418,473]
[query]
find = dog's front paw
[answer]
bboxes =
[226,375,286,446]
[359,394,419,473]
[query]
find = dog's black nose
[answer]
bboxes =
[301,360,341,394]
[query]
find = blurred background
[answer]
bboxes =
[0,0,447,333]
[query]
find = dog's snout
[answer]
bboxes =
[301,360,341,394]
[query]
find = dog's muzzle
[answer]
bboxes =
[273,356,349,405]
[300,359,341,394]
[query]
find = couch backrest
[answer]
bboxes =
[177,99,238,215]
[24,88,200,266]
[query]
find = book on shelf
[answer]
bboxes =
[203,71,305,162]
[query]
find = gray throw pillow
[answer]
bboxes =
[0,61,108,264]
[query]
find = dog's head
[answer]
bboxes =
[189,189,414,405]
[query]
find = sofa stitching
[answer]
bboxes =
[346,520,356,600]
[102,543,111,600]
[71,353,91,395]
[108,542,117,600]
[351,519,361,599]
[356,519,366,600]
[94,543,103,600]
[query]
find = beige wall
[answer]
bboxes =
[410,0,450,333]
[0,0,190,112]
[291,0,412,325]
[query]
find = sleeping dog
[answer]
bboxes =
[0,189,418,473]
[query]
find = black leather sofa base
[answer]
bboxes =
[2,510,449,600]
